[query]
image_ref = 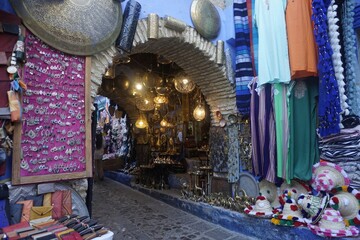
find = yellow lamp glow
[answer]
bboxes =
[193,104,206,121]
[160,118,168,127]
[154,95,168,104]
[135,113,148,128]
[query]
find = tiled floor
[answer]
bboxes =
[92,178,256,240]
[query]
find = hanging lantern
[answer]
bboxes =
[135,95,155,111]
[154,95,168,104]
[174,75,196,94]
[135,112,148,128]
[193,103,206,121]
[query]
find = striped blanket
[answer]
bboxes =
[234,0,254,116]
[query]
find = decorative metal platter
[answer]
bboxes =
[237,172,259,198]
[190,0,221,40]
[11,0,122,55]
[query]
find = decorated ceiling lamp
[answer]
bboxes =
[130,73,145,96]
[193,92,206,121]
[104,64,116,79]
[174,74,196,94]
[154,95,168,104]
[136,95,155,111]
[135,112,148,129]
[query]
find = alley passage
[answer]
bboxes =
[92,178,256,240]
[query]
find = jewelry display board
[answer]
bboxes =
[12,32,92,185]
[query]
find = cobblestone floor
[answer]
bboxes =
[92,178,257,240]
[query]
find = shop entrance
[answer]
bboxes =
[91,16,238,193]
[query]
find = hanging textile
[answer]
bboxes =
[343,0,360,116]
[353,3,360,29]
[285,0,318,79]
[328,0,349,117]
[312,0,342,137]
[288,78,320,181]
[273,83,290,181]
[246,0,257,75]
[234,0,254,116]
[227,124,240,183]
[254,0,291,87]
[250,78,276,183]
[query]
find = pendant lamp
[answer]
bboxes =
[135,112,148,128]
[193,91,206,121]
[174,75,196,94]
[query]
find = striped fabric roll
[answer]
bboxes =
[234,0,254,116]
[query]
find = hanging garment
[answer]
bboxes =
[285,0,318,79]
[250,78,276,183]
[327,0,349,117]
[342,0,360,116]
[246,0,257,75]
[288,78,320,181]
[254,0,291,86]
[312,0,342,137]
[227,124,240,183]
[273,83,290,181]
[234,0,255,116]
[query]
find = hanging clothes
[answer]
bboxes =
[342,0,360,116]
[285,0,318,79]
[250,78,276,183]
[246,0,257,76]
[327,0,349,117]
[227,124,240,183]
[254,0,291,86]
[273,83,290,181]
[288,78,320,181]
[234,0,255,116]
[312,0,342,137]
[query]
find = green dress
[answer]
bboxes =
[288,79,319,181]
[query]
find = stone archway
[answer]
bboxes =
[90,16,237,126]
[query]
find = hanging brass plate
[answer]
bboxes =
[190,0,221,40]
[10,0,122,56]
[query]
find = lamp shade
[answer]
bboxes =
[193,104,206,121]
[174,76,196,93]
[135,113,148,128]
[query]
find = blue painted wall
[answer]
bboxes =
[121,0,236,71]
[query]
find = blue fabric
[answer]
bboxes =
[343,0,360,116]
[312,0,342,137]
[0,199,9,228]
[353,3,360,29]
[234,0,254,116]
[0,0,15,14]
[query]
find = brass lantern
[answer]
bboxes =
[174,75,196,94]
[135,112,148,129]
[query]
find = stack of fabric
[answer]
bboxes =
[319,120,360,189]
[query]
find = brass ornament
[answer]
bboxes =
[10,0,122,55]
[190,0,221,40]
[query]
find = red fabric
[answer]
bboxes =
[0,10,21,107]
[51,190,63,220]
[61,231,83,240]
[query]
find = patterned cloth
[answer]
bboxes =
[312,0,342,137]
[250,78,276,183]
[353,3,360,29]
[319,126,360,189]
[227,125,240,183]
[342,0,360,116]
[234,0,254,116]
[209,127,228,173]
[327,0,349,117]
